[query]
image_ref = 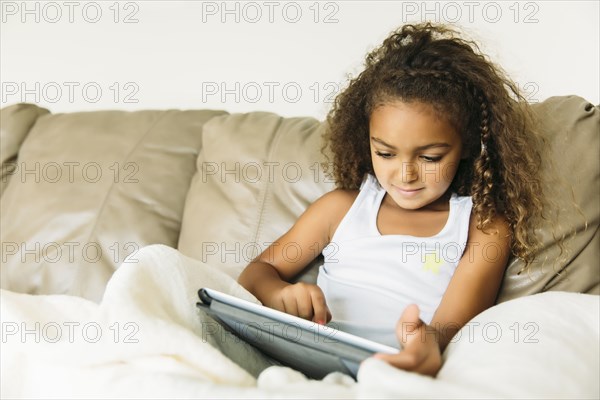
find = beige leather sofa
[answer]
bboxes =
[1,96,598,304]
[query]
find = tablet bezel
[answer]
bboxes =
[197,287,399,355]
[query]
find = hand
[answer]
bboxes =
[266,282,332,325]
[373,304,442,377]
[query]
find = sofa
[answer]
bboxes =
[0,96,598,398]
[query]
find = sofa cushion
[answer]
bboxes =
[179,96,598,301]
[177,112,335,280]
[497,96,599,301]
[0,107,227,301]
[0,104,50,196]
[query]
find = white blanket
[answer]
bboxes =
[2,244,598,399]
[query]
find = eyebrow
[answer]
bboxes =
[371,137,451,151]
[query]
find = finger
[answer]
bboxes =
[373,349,424,370]
[309,289,330,324]
[397,304,424,345]
[272,295,286,314]
[281,293,299,318]
[295,289,315,321]
[374,348,441,377]
[399,304,421,326]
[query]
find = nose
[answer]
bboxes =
[399,161,419,183]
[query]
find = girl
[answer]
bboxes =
[238,22,551,377]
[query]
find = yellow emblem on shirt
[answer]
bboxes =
[422,252,444,275]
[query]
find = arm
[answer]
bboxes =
[375,213,512,376]
[430,213,512,351]
[238,189,355,323]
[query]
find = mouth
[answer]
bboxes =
[393,185,423,197]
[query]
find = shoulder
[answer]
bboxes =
[467,212,512,240]
[463,212,512,266]
[311,188,359,217]
[317,188,359,206]
[307,189,359,240]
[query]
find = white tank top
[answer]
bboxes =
[317,174,473,347]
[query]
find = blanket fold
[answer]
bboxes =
[2,244,598,399]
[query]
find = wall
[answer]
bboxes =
[1,0,598,119]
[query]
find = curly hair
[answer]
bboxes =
[323,22,568,273]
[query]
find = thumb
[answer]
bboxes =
[396,304,424,345]
[399,304,421,325]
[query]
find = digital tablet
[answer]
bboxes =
[196,287,399,379]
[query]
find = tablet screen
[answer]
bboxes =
[196,287,399,379]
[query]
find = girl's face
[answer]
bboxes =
[369,101,465,211]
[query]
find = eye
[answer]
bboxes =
[421,156,442,162]
[374,151,394,159]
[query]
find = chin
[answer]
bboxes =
[387,193,427,210]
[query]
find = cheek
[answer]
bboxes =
[421,162,456,184]
[440,160,460,182]
[370,155,384,169]
[371,162,385,177]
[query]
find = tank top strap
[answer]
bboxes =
[450,192,474,247]
[331,174,384,243]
